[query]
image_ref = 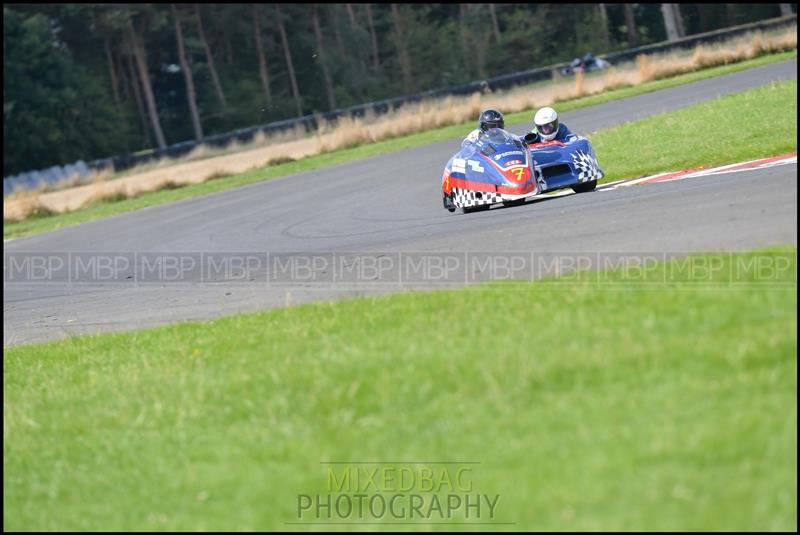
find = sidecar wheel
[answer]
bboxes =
[572,180,597,193]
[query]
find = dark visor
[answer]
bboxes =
[538,120,558,135]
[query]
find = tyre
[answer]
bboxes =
[442,193,456,212]
[463,204,490,214]
[572,179,597,193]
[502,198,526,208]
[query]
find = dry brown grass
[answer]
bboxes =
[4,26,795,222]
[2,190,55,223]
[3,165,114,201]
[635,28,797,83]
[3,134,323,219]
[314,92,484,154]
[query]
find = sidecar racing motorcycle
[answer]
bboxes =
[441,128,604,213]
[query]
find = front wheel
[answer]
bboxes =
[442,193,456,212]
[572,180,597,193]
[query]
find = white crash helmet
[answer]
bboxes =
[534,107,559,141]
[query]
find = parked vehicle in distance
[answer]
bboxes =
[560,53,612,76]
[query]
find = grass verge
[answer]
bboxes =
[3,248,797,530]
[3,51,796,240]
[594,78,797,181]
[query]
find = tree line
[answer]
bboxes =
[3,3,792,176]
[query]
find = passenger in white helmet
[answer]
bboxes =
[525,106,576,144]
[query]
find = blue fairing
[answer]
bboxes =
[529,136,604,191]
[446,128,536,190]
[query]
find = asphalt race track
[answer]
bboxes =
[3,60,797,346]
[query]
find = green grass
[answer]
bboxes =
[3,50,796,241]
[594,79,797,182]
[4,248,797,530]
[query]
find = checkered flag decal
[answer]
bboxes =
[451,188,503,208]
[571,150,604,182]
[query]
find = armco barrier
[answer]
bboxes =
[4,14,796,197]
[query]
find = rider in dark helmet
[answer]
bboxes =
[464,108,505,144]
[479,108,504,131]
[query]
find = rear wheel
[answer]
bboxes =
[572,180,597,193]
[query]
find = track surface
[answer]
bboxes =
[4,60,797,346]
